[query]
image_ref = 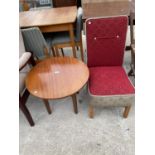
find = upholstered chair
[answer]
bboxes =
[19,29,35,126]
[86,16,135,118]
[19,29,52,126]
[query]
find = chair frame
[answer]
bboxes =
[19,54,36,126]
[88,105,131,118]
[19,53,52,126]
[86,16,134,118]
[54,32,84,61]
[88,98,132,119]
[52,7,84,61]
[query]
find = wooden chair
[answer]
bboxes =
[51,7,84,61]
[86,16,135,118]
[19,52,35,126]
[21,27,57,62]
[19,28,35,126]
[19,29,52,126]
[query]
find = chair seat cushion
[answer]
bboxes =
[88,66,135,96]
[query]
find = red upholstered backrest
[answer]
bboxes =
[86,16,128,67]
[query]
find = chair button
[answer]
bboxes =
[116,35,120,38]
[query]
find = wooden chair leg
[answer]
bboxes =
[55,46,60,57]
[71,94,78,114]
[69,26,76,58]
[60,48,65,56]
[43,99,52,114]
[28,54,36,66]
[19,101,35,126]
[123,106,131,118]
[51,47,56,57]
[128,69,134,76]
[128,64,135,77]
[79,41,84,61]
[88,105,94,118]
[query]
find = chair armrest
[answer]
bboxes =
[19,52,32,71]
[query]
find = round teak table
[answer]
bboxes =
[26,57,89,114]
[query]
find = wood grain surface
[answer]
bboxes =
[26,57,89,99]
[82,1,130,19]
[19,6,77,28]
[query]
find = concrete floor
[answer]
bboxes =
[19,30,135,155]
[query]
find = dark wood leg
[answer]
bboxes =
[71,94,78,114]
[60,48,64,56]
[28,54,36,66]
[19,101,35,126]
[128,69,134,76]
[123,106,131,118]
[55,46,60,56]
[128,63,135,77]
[43,99,52,114]
[88,104,94,118]
[69,24,76,58]
[125,46,131,51]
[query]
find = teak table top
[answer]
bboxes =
[19,6,77,28]
[82,1,130,20]
[26,57,89,99]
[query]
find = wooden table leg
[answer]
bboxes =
[51,47,56,57]
[54,46,60,57]
[71,94,78,114]
[19,101,35,126]
[43,99,52,114]
[69,24,76,58]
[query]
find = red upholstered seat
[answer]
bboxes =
[89,66,135,96]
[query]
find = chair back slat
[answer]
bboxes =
[86,16,128,67]
[22,27,49,59]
